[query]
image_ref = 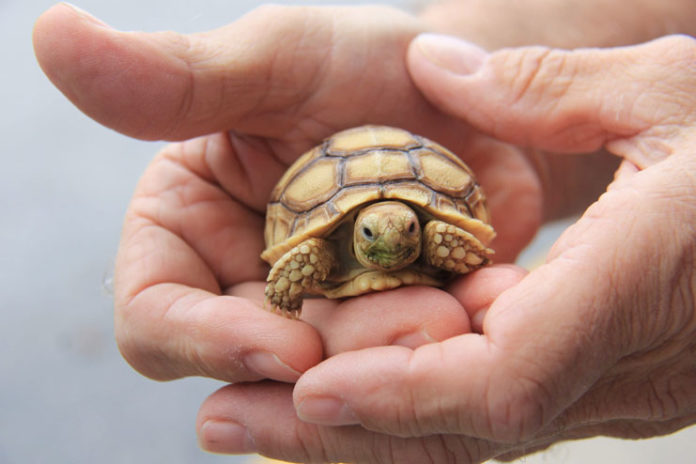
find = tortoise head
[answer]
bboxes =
[353,201,421,271]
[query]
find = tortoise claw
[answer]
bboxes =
[265,299,302,320]
[423,220,494,274]
[264,237,334,318]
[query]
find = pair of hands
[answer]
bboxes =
[34,3,696,463]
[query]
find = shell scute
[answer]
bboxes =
[280,156,341,212]
[415,148,473,197]
[261,125,494,264]
[382,181,433,207]
[343,150,414,186]
[326,125,420,155]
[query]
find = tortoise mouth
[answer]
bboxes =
[364,246,417,271]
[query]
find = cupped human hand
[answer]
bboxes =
[33,4,542,384]
[195,35,696,462]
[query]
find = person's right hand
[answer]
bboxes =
[194,34,696,463]
[33,4,540,385]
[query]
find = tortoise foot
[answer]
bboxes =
[423,220,494,274]
[264,237,334,317]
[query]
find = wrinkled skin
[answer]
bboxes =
[33,3,696,463]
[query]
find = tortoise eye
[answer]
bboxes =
[408,221,416,234]
[362,226,374,240]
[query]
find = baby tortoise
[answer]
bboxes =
[261,125,495,318]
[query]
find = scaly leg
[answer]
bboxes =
[423,220,493,274]
[264,237,334,318]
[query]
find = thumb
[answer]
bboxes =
[33,4,323,141]
[407,34,696,167]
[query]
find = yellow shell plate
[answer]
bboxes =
[327,124,421,154]
[261,125,494,264]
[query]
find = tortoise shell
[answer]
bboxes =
[261,125,495,264]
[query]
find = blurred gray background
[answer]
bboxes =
[3,1,695,463]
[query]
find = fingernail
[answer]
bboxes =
[199,419,256,454]
[392,330,436,349]
[296,396,359,426]
[243,351,302,383]
[414,33,487,75]
[61,3,112,28]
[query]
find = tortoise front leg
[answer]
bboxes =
[264,237,334,318]
[423,220,493,274]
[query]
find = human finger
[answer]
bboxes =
[231,282,471,356]
[210,387,696,464]
[447,264,528,333]
[196,382,499,463]
[33,3,320,141]
[303,286,471,355]
[114,142,322,382]
[33,3,432,144]
[232,265,525,356]
[114,230,322,384]
[407,34,696,166]
[291,150,696,441]
[115,285,320,384]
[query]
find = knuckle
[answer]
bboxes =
[114,286,206,382]
[113,298,138,362]
[362,387,426,438]
[113,311,158,379]
[396,345,458,437]
[293,422,332,463]
[345,346,455,439]
[113,300,173,381]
